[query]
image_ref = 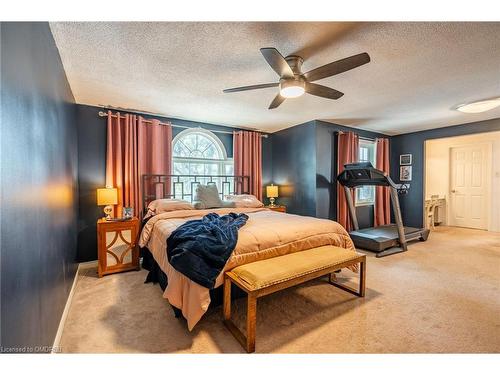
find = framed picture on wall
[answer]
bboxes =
[400,166,412,181]
[400,154,412,165]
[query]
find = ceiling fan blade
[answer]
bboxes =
[268,93,286,109]
[305,82,344,100]
[223,82,279,93]
[260,48,294,78]
[303,52,370,82]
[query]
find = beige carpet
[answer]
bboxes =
[59,226,500,353]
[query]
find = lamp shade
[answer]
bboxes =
[97,188,118,206]
[266,184,279,198]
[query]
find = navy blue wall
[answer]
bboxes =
[390,118,500,228]
[76,105,107,263]
[76,104,273,262]
[1,22,78,349]
[271,121,317,216]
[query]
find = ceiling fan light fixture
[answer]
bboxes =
[280,79,305,98]
[455,97,500,113]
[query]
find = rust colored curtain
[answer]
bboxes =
[105,111,172,218]
[337,132,359,231]
[374,138,391,226]
[233,130,262,200]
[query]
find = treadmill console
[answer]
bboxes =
[338,162,392,188]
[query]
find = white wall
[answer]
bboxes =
[425,131,500,232]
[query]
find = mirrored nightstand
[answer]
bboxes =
[97,218,140,277]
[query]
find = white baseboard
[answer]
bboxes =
[78,260,98,270]
[51,260,97,353]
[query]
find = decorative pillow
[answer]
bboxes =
[194,184,222,210]
[225,194,264,208]
[146,199,194,217]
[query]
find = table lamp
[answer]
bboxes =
[97,187,118,220]
[266,184,279,207]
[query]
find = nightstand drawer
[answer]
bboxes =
[97,218,140,277]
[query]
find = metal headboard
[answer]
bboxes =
[142,174,250,213]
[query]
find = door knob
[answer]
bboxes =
[451,189,457,193]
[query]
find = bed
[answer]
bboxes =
[138,174,356,330]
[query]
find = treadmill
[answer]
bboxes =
[337,162,430,257]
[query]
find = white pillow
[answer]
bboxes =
[146,199,194,217]
[224,194,264,208]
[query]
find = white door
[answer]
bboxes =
[449,144,491,230]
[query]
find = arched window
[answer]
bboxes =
[172,128,234,195]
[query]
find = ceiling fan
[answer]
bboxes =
[223,48,370,109]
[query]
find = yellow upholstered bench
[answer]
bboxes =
[223,245,366,352]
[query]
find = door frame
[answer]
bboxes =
[448,142,492,231]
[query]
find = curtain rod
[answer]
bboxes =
[98,111,268,138]
[336,130,375,141]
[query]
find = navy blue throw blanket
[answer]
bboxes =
[166,212,249,289]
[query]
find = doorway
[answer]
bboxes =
[424,131,499,232]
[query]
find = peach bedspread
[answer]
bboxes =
[138,207,355,330]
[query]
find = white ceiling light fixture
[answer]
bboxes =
[280,78,306,98]
[455,97,500,113]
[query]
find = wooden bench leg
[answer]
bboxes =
[223,275,257,353]
[359,257,366,297]
[223,275,231,320]
[246,294,257,353]
[328,257,366,297]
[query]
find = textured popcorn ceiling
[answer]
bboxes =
[50,22,500,134]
